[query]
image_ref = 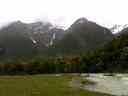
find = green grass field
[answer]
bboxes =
[0,74,114,96]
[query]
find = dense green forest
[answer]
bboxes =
[0,33,128,75]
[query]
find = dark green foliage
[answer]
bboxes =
[0,35,45,61]
[0,33,128,75]
[45,19,115,58]
[92,33,128,72]
[0,45,5,59]
[0,56,88,75]
[0,18,116,61]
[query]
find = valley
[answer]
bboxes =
[0,1,128,96]
[0,17,118,61]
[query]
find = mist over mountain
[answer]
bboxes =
[109,24,128,34]
[0,21,66,45]
[115,27,128,36]
[0,20,66,60]
[0,17,116,61]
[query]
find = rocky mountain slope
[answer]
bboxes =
[0,21,66,60]
[44,18,115,58]
[0,18,116,61]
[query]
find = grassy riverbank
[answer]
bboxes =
[0,74,114,96]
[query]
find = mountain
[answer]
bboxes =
[0,33,128,75]
[109,24,128,34]
[0,21,65,46]
[86,33,128,72]
[0,45,5,56]
[68,17,88,32]
[44,18,115,58]
[0,21,66,60]
[115,27,128,36]
[0,44,6,61]
[0,18,116,61]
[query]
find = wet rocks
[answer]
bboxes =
[102,73,115,76]
[65,75,96,88]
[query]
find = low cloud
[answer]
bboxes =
[0,0,128,29]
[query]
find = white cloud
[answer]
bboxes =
[0,0,128,28]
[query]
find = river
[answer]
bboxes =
[84,73,128,96]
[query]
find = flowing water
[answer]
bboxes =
[84,73,128,96]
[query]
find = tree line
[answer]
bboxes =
[0,33,128,75]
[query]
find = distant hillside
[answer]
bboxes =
[0,45,5,56]
[45,18,115,58]
[85,33,128,72]
[0,18,116,61]
[0,44,6,61]
[0,35,45,60]
[1,33,128,75]
[0,21,65,46]
[115,27,128,36]
[0,21,65,61]
[109,24,128,34]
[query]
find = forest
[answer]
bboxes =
[0,33,128,75]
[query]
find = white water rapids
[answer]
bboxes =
[84,74,128,96]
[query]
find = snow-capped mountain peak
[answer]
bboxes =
[2,21,66,46]
[75,17,88,25]
[110,24,128,34]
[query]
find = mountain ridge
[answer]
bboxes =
[0,17,116,61]
[109,24,128,34]
[44,18,115,58]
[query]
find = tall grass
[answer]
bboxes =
[0,74,114,96]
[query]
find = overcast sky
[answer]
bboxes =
[0,0,128,28]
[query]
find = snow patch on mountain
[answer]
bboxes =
[55,26,68,30]
[40,31,44,33]
[76,20,84,24]
[80,20,83,23]
[48,26,54,30]
[75,17,87,25]
[39,25,44,30]
[110,24,128,34]
[35,27,38,30]
[6,21,65,46]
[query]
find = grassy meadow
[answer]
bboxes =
[0,74,114,96]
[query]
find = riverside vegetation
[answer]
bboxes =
[0,18,127,96]
[0,74,114,96]
[0,33,128,96]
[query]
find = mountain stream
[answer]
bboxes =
[84,73,128,96]
[66,73,128,96]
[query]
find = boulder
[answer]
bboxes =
[103,73,115,76]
